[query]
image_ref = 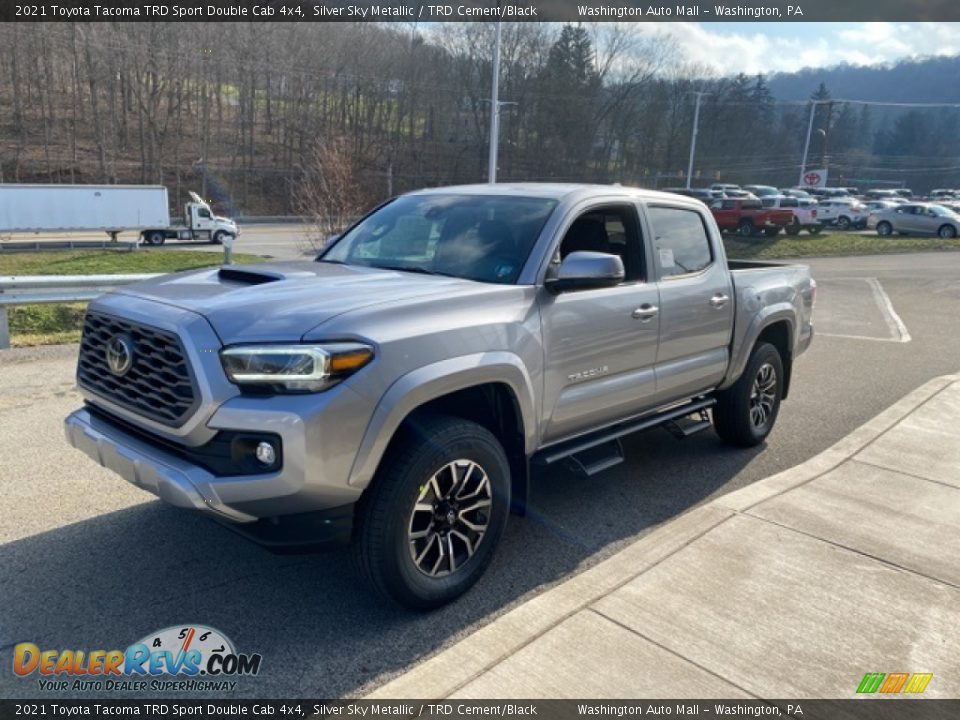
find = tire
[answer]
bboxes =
[713,342,784,447]
[148,231,166,246]
[876,222,893,237]
[785,221,800,236]
[737,219,754,237]
[353,415,511,609]
[836,215,851,230]
[763,226,781,238]
[938,224,957,239]
[807,225,822,235]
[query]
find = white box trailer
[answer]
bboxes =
[0,184,238,245]
[0,184,170,233]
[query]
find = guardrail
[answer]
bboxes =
[0,274,160,349]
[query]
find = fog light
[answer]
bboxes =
[255,441,276,466]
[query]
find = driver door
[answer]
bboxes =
[539,203,661,443]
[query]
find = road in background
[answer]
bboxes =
[1,251,959,699]
[0,223,316,261]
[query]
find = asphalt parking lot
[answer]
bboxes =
[2,250,960,700]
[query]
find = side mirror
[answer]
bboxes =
[545,251,625,294]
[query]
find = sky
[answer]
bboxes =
[644,22,960,75]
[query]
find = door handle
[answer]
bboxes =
[632,304,659,321]
[710,294,730,309]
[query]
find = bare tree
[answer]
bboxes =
[293,137,367,252]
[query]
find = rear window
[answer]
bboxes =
[648,206,713,278]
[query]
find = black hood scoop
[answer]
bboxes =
[217,266,287,285]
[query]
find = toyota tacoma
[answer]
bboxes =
[65,184,815,608]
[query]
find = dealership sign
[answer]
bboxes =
[803,169,829,188]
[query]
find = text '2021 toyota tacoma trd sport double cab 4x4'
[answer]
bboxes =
[65,184,815,608]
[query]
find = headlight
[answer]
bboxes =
[220,343,374,393]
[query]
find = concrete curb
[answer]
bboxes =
[366,374,960,700]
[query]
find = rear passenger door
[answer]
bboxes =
[645,202,734,405]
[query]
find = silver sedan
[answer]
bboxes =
[869,203,960,239]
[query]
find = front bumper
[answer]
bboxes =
[65,407,257,523]
[64,407,358,547]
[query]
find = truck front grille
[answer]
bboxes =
[77,312,199,427]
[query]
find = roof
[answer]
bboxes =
[405,182,705,207]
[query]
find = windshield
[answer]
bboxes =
[319,194,558,284]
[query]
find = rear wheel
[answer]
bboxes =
[713,342,783,447]
[807,225,822,235]
[737,219,754,237]
[353,415,510,609]
[836,215,851,230]
[876,221,893,237]
[148,231,165,246]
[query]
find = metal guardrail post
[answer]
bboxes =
[0,307,9,350]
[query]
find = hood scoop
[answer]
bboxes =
[218,266,288,285]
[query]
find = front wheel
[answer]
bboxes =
[938,224,957,239]
[353,415,511,609]
[737,219,754,237]
[148,231,166,246]
[807,225,822,235]
[713,342,784,447]
[836,216,851,230]
[763,226,781,237]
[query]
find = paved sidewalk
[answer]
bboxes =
[369,375,960,700]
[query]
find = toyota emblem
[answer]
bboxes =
[105,334,134,376]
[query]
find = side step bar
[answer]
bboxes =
[533,397,717,473]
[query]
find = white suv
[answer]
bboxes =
[815,198,869,230]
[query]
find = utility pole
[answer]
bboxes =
[799,100,822,187]
[487,20,503,184]
[686,92,708,189]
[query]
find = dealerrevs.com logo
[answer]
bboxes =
[13,625,262,692]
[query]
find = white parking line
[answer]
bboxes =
[817,277,911,344]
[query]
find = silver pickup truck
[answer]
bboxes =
[65,184,814,608]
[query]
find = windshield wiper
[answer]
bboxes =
[373,264,441,276]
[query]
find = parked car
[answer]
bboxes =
[710,183,741,194]
[894,189,914,199]
[780,188,813,199]
[865,189,901,201]
[864,200,899,213]
[743,185,780,198]
[710,197,794,237]
[761,195,822,235]
[929,189,959,201]
[869,203,960,238]
[664,187,725,204]
[63,183,815,608]
[815,198,869,229]
[723,190,758,199]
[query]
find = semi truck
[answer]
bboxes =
[0,184,238,245]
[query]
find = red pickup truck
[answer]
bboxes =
[709,198,793,237]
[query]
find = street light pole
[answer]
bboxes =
[686,92,707,189]
[488,20,503,184]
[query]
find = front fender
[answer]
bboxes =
[346,353,537,489]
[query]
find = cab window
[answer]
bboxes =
[648,206,713,278]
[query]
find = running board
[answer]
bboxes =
[566,439,625,477]
[534,397,717,469]
[664,409,713,439]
